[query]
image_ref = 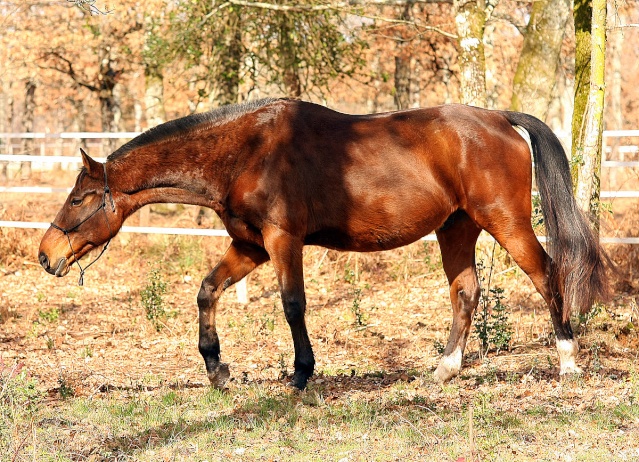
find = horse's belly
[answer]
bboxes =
[305,208,447,252]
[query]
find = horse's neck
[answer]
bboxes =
[129,186,218,209]
[112,149,226,214]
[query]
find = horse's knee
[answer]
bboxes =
[197,276,232,310]
[460,284,480,307]
[197,284,211,310]
[282,296,306,325]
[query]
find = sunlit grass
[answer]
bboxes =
[3,365,638,461]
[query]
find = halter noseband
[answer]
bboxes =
[50,163,116,286]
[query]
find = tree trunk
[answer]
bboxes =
[394,55,412,110]
[571,0,592,164]
[143,12,166,129]
[0,81,11,180]
[20,79,36,180]
[216,11,242,106]
[572,0,606,234]
[283,66,302,99]
[278,14,302,98]
[393,1,413,110]
[99,90,119,155]
[70,97,87,155]
[605,7,623,188]
[366,54,383,113]
[607,7,623,150]
[453,0,488,107]
[97,44,121,154]
[510,0,571,120]
[144,65,166,128]
[411,57,421,108]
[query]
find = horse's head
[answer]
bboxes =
[38,150,125,281]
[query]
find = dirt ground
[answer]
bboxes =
[1,179,638,403]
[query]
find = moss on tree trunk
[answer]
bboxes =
[572,0,607,234]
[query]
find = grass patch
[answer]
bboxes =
[0,388,635,460]
[3,368,638,461]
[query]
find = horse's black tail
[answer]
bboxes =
[501,111,611,321]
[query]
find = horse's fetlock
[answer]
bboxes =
[289,362,314,390]
[295,356,315,373]
[198,336,220,360]
[207,362,230,389]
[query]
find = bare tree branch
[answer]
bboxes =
[608,23,639,29]
[38,51,99,92]
[225,0,456,38]
[227,0,452,11]
[66,0,113,15]
[361,13,457,39]
[227,0,344,11]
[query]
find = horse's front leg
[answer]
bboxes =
[197,240,269,388]
[263,226,314,390]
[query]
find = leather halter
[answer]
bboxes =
[50,163,115,286]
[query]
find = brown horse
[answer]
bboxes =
[38,98,610,390]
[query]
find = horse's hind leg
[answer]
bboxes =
[433,210,482,383]
[198,240,269,388]
[480,216,581,375]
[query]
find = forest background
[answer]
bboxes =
[1,0,638,149]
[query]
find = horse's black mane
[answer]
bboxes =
[107,97,281,161]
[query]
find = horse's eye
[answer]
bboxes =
[71,198,83,207]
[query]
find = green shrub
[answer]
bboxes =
[475,260,513,356]
[141,267,169,332]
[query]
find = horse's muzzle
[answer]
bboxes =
[39,252,68,277]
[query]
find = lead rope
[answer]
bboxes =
[50,164,116,286]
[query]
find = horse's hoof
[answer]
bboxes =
[434,348,462,383]
[433,364,456,383]
[287,373,309,391]
[557,339,582,376]
[207,363,230,389]
[559,364,583,376]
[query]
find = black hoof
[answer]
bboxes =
[207,363,230,389]
[287,372,310,391]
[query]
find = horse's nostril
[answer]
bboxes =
[39,252,49,270]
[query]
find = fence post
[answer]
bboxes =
[235,277,248,304]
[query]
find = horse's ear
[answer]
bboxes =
[80,148,102,178]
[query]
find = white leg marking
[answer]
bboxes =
[434,347,463,383]
[557,339,583,375]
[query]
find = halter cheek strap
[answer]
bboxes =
[50,163,115,286]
